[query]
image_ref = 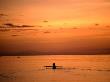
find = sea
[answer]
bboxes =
[0,55,110,82]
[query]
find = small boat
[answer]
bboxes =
[44,63,62,69]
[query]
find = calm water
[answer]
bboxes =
[0,55,110,82]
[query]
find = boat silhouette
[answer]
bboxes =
[44,63,62,69]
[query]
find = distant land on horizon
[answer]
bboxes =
[0,50,110,56]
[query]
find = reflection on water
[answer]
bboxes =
[0,55,110,82]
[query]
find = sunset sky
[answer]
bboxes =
[0,0,110,55]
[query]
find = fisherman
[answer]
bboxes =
[52,63,56,69]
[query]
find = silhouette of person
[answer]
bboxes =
[52,63,56,69]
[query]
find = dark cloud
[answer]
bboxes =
[43,20,48,23]
[72,27,78,29]
[44,31,51,33]
[4,23,15,27]
[0,24,37,32]
[12,29,37,31]
[95,23,99,26]
[21,25,34,27]
[106,25,110,28]
[3,23,34,28]
[0,13,8,17]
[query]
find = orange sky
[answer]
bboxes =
[0,0,110,55]
[0,0,110,26]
